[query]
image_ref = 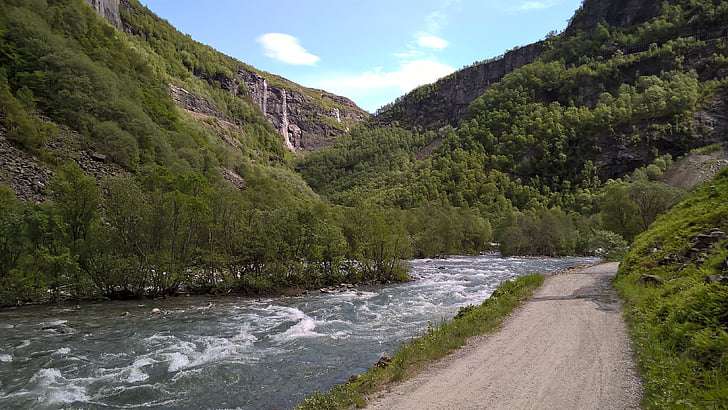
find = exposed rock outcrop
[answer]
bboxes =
[170,71,369,151]
[84,0,122,29]
[169,84,222,120]
[660,147,728,190]
[566,0,662,33]
[237,70,368,150]
[0,131,52,202]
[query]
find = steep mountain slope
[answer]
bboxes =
[0,0,420,306]
[101,0,369,151]
[616,168,728,408]
[374,42,544,130]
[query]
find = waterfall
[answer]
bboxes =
[281,90,294,150]
[262,79,268,115]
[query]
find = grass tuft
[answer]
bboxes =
[297,274,544,410]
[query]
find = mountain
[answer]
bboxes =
[94,0,369,151]
[374,0,687,130]
[0,0,369,203]
[0,0,481,305]
[300,0,728,210]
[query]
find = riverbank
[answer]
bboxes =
[299,263,640,409]
[0,276,410,311]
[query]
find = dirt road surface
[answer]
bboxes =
[367,263,642,410]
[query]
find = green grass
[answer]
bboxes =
[296,274,545,409]
[615,168,728,409]
[689,143,725,155]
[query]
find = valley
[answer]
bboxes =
[0,0,727,408]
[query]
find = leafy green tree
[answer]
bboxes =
[628,180,683,231]
[599,182,642,241]
[49,162,100,246]
[0,187,26,278]
[343,207,412,282]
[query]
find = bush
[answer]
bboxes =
[588,229,629,261]
[92,121,140,169]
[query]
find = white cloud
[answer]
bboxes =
[256,33,320,66]
[316,59,455,97]
[416,33,449,50]
[424,0,461,33]
[516,1,558,11]
[393,49,425,59]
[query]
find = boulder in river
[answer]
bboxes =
[151,308,161,314]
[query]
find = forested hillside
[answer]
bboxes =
[299,0,728,256]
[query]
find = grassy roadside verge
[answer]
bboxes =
[297,274,545,409]
[614,169,728,408]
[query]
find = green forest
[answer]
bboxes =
[299,0,728,261]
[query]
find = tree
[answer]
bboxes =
[628,181,682,231]
[49,162,100,246]
[0,187,26,278]
[599,182,642,241]
[342,207,412,282]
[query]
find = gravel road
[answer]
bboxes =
[367,263,642,410]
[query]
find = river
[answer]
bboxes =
[0,255,597,409]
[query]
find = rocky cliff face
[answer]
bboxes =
[84,0,122,29]
[170,70,369,151]
[566,0,662,33]
[237,70,367,150]
[376,42,544,130]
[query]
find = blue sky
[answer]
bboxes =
[140,0,583,112]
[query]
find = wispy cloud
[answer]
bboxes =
[416,33,449,50]
[312,1,459,111]
[424,0,461,33]
[515,0,559,11]
[316,59,455,97]
[256,33,320,66]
